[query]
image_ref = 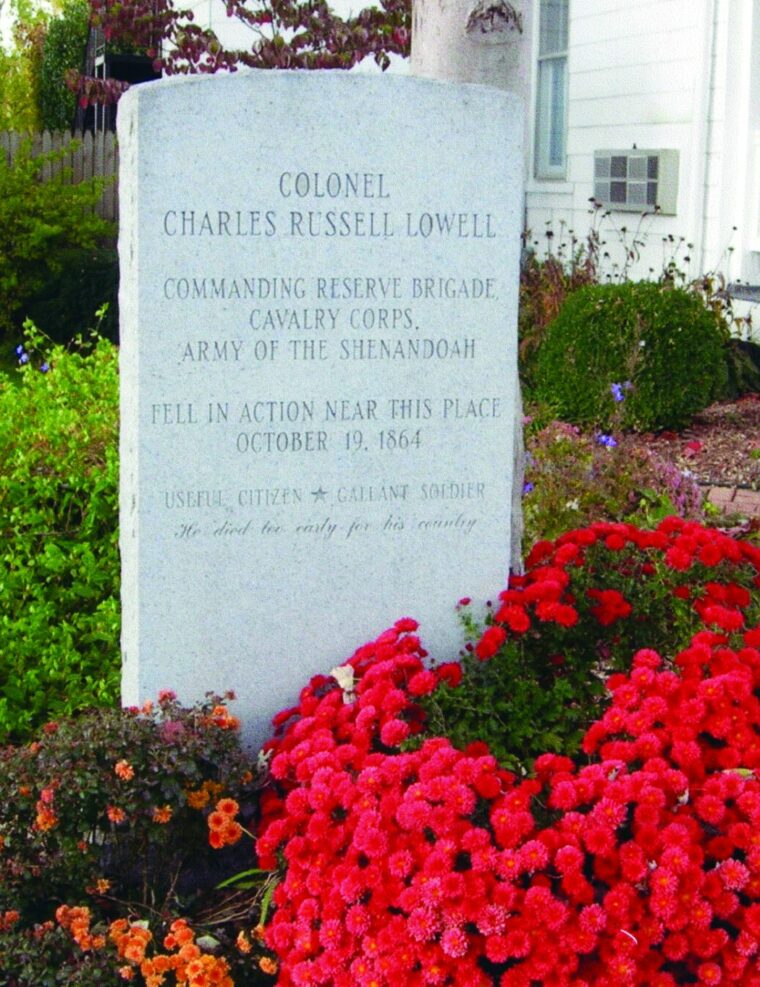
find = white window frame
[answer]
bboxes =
[534,0,569,181]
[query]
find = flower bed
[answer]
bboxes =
[253,632,760,984]
[1,519,759,985]
[253,519,760,985]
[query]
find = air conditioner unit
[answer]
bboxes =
[593,149,679,215]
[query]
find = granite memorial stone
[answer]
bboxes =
[118,71,523,747]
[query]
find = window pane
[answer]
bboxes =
[611,181,627,203]
[628,156,647,179]
[611,156,627,178]
[647,156,659,179]
[595,181,610,201]
[595,156,610,179]
[548,57,567,167]
[539,0,569,56]
[536,56,567,175]
[628,182,646,205]
[647,181,658,204]
[536,61,553,172]
[535,0,569,179]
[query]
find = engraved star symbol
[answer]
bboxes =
[311,487,328,502]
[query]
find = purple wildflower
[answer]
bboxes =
[596,434,618,448]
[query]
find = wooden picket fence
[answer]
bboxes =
[1,129,119,222]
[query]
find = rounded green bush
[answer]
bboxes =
[533,281,729,431]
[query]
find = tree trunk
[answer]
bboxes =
[411,0,533,167]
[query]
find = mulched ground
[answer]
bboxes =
[617,393,760,492]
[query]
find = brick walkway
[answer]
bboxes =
[705,486,760,519]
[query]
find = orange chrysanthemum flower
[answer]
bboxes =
[109,918,130,939]
[215,798,240,818]
[114,760,135,781]
[209,705,240,731]
[222,820,243,845]
[34,806,58,831]
[164,918,195,950]
[107,805,127,825]
[152,954,174,974]
[0,910,20,932]
[117,926,151,964]
[178,941,202,963]
[152,805,172,824]
[185,788,210,810]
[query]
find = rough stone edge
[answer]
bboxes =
[117,89,141,705]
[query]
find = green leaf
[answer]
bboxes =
[215,867,268,890]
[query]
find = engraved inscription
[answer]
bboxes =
[147,162,511,547]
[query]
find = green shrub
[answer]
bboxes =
[39,0,90,130]
[22,247,119,345]
[0,322,119,743]
[0,924,119,987]
[0,138,113,339]
[533,281,729,431]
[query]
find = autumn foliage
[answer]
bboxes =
[70,0,411,107]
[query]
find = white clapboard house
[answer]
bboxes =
[187,0,760,311]
[524,0,760,310]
